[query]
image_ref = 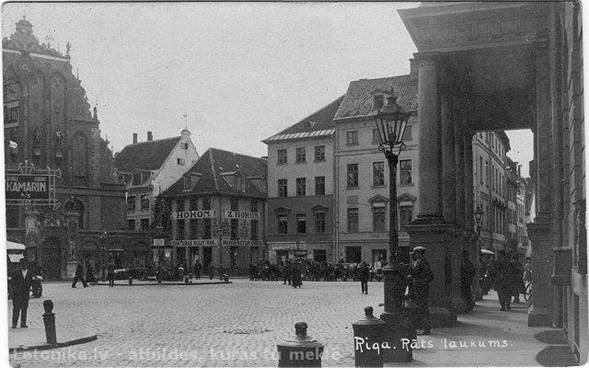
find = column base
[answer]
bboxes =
[429,306,457,328]
[452,297,469,314]
[528,304,551,327]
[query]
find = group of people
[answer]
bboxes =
[71,258,117,288]
[487,252,528,311]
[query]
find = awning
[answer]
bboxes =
[6,241,25,250]
[481,249,495,255]
[8,254,23,263]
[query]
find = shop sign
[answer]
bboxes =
[221,239,264,247]
[169,239,218,247]
[153,238,165,246]
[172,210,215,220]
[223,210,260,220]
[5,174,50,201]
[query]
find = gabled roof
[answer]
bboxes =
[114,136,181,172]
[162,148,267,198]
[263,96,344,143]
[334,75,418,121]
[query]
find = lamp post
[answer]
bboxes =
[473,205,484,300]
[372,88,412,362]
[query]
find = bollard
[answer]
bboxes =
[128,276,133,285]
[185,275,189,284]
[223,274,229,282]
[352,306,386,368]
[42,300,57,346]
[277,322,324,367]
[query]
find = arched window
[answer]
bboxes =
[72,133,88,177]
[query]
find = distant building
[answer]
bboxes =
[114,130,199,231]
[160,148,267,275]
[263,96,343,263]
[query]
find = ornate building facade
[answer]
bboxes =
[3,17,151,279]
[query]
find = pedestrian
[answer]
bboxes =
[509,253,525,304]
[11,258,32,328]
[86,261,96,284]
[208,262,215,280]
[106,258,116,287]
[358,261,370,294]
[72,261,88,288]
[407,246,434,335]
[489,251,511,311]
[460,250,475,311]
[283,260,292,285]
[193,261,201,280]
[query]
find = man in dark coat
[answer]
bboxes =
[509,254,525,303]
[72,261,87,288]
[106,258,116,287]
[460,250,475,312]
[358,261,370,294]
[489,251,511,311]
[11,259,32,328]
[408,246,434,335]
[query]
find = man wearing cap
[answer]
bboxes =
[407,246,434,335]
[11,258,33,328]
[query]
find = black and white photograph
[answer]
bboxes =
[1,1,587,367]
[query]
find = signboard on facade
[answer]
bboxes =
[223,210,260,220]
[153,238,165,246]
[171,210,215,220]
[5,174,50,201]
[221,239,264,247]
[169,239,218,247]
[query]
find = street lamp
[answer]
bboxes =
[373,88,410,315]
[372,88,413,362]
[473,205,484,300]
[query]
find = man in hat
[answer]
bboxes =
[489,251,511,311]
[11,258,32,328]
[407,246,434,335]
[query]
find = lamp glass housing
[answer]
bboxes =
[373,95,410,148]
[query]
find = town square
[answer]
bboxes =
[2,2,587,367]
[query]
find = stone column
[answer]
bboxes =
[463,131,481,302]
[417,54,442,218]
[441,90,456,223]
[528,47,554,327]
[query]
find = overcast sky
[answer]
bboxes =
[2,2,533,176]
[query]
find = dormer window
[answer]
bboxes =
[183,176,192,190]
[177,158,185,165]
[374,94,384,109]
[133,172,142,185]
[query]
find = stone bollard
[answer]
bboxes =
[128,276,133,285]
[277,322,324,367]
[185,275,190,284]
[352,306,386,368]
[42,300,57,346]
[223,274,229,282]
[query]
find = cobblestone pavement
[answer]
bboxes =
[7,280,547,367]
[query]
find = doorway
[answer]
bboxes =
[345,246,361,263]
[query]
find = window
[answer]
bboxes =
[177,200,184,212]
[347,208,359,233]
[315,176,325,195]
[183,176,192,190]
[5,105,18,124]
[128,219,136,230]
[251,200,258,212]
[296,178,306,196]
[400,160,412,185]
[132,172,142,185]
[315,212,326,233]
[402,125,412,141]
[314,145,325,162]
[140,194,150,210]
[296,147,306,163]
[230,197,239,211]
[374,94,384,109]
[177,221,185,240]
[278,215,288,234]
[190,198,198,210]
[400,206,413,227]
[127,196,136,211]
[373,162,385,186]
[372,128,380,144]
[203,219,211,238]
[346,131,358,145]
[297,214,307,233]
[230,219,239,239]
[202,198,211,210]
[347,164,359,188]
[182,142,189,150]
[251,219,258,240]
[479,157,483,185]
[277,149,287,165]
[190,219,199,238]
[373,207,386,232]
[278,179,288,197]
[177,158,185,165]
[140,219,150,231]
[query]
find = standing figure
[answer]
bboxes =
[358,261,370,295]
[208,262,215,280]
[106,258,116,287]
[509,254,525,303]
[193,261,201,280]
[460,250,475,311]
[407,246,434,335]
[11,259,32,328]
[86,261,95,284]
[72,261,87,288]
[489,251,511,311]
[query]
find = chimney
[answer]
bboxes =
[133,133,138,144]
[147,131,153,141]
[409,58,417,78]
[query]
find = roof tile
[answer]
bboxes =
[114,137,181,172]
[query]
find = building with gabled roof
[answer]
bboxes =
[114,130,199,232]
[263,96,343,263]
[159,148,267,275]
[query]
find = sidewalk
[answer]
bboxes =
[93,279,232,286]
[384,292,572,367]
[8,325,96,353]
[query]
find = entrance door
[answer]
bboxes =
[345,246,362,263]
[203,247,212,273]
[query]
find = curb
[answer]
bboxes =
[93,281,232,286]
[9,334,97,353]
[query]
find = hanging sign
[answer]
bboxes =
[6,174,50,201]
[171,210,215,220]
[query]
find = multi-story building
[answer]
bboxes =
[114,130,199,231]
[472,130,511,252]
[332,73,418,266]
[263,96,343,263]
[160,148,267,275]
[3,17,150,279]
